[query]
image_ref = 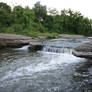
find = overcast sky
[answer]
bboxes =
[0,0,92,19]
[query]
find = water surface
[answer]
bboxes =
[0,37,92,92]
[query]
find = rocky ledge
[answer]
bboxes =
[29,41,43,51]
[73,38,92,59]
[0,34,33,48]
[59,34,84,38]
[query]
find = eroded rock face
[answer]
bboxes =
[73,40,92,59]
[0,34,32,48]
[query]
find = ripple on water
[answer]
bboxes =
[0,37,90,92]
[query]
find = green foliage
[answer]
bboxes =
[12,24,23,32]
[0,7,11,26]
[0,2,11,13]
[45,32,58,39]
[33,2,47,23]
[0,2,92,37]
[4,27,15,33]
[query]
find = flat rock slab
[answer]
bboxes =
[72,51,92,59]
[0,34,32,48]
[59,34,84,38]
[75,41,92,52]
[30,41,43,45]
[73,38,92,59]
[0,34,31,40]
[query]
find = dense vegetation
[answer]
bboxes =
[0,2,92,38]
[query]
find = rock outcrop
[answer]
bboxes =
[0,34,32,48]
[73,39,92,59]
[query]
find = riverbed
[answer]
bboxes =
[0,37,92,92]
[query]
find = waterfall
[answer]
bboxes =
[42,46,73,54]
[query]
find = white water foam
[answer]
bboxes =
[14,45,29,51]
[0,52,86,81]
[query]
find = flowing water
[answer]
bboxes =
[0,37,92,92]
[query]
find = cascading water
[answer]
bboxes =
[41,37,84,54]
[42,46,73,54]
[0,37,91,92]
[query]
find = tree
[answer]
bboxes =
[23,7,35,28]
[0,2,11,13]
[33,2,47,23]
[0,2,11,27]
[13,6,24,21]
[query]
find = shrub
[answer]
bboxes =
[5,27,15,33]
[12,24,23,32]
[45,32,58,39]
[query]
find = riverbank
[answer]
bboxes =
[0,33,85,50]
[22,32,84,39]
[1,33,91,59]
[0,33,86,53]
[0,33,40,48]
[58,34,84,38]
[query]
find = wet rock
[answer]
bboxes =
[73,39,92,59]
[72,51,92,59]
[0,34,32,48]
[29,41,43,51]
[88,37,92,39]
[75,41,92,52]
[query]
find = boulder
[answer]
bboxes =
[0,34,32,48]
[73,39,92,59]
[29,41,43,51]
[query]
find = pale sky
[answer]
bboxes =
[0,0,92,19]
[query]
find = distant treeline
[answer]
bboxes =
[0,2,92,36]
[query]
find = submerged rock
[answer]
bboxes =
[0,34,32,48]
[73,39,92,59]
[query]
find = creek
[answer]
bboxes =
[0,37,92,92]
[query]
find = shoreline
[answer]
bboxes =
[0,33,87,49]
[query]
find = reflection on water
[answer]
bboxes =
[0,37,92,92]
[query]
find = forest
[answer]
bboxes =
[0,2,92,38]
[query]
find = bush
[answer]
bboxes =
[0,27,15,33]
[21,29,41,37]
[5,27,15,33]
[12,24,23,32]
[29,23,48,33]
[44,32,58,39]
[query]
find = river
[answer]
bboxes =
[0,37,92,92]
